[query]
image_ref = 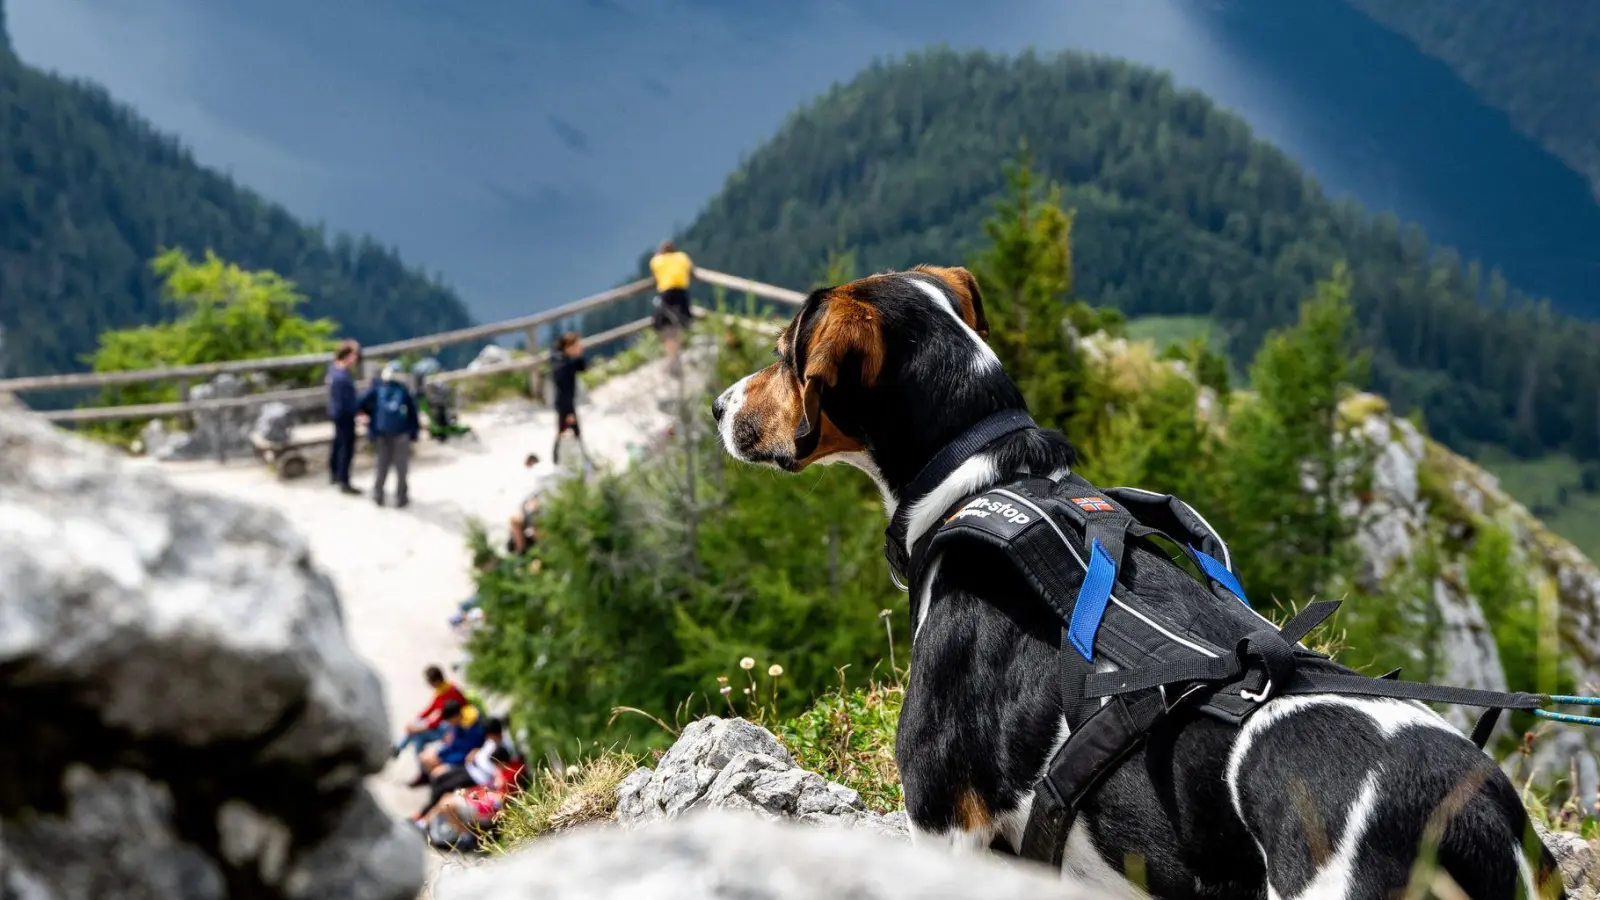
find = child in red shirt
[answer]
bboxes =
[392,665,468,759]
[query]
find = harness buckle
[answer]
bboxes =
[1163,683,1206,713]
[1240,679,1273,703]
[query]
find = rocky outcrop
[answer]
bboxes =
[616,717,909,838]
[438,810,1081,900]
[467,345,514,371]
[0,406,421,899]
[1343,393,1600,800]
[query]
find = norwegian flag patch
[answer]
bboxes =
[1071,496,1114,513]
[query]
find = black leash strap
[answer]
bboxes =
[1018,691,1168,865]
[883,409,1038,587]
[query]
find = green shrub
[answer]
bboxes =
[464,315,907,759]
[84,249,337,445]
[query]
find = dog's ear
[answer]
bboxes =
[913,265,989,338]
[793,293,883,456]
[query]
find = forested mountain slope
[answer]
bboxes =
[1345,0,1600,202]
[0,4,472,387]
[673,49,1600,465]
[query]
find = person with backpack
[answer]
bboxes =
[548,331,588,466]
[357,359,421,508]
[649,240,694,375]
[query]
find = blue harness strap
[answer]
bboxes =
[1191,546,1250,607]
[1068,538,1117,661]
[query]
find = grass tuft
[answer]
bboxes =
[775,676,904,813]
[483,751,643,853]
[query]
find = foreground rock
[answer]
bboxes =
[439,810,1082,900]
[615,716,908,838]
[0,407,421,900]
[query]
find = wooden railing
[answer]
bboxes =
[0,268,806,424]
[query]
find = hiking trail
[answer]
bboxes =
[146,348,716,823]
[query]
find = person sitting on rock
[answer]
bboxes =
[411,699,484,787]
[392,665,467,760]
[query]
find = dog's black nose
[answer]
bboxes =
[712,396,726,422]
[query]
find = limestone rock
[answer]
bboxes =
[1535,821,1599,898]
[254,401,296,445]
[1343,393,1600,800]
[468,344,514,371]
[152,374,261,461]
[615,717,907,838]
[437,810,1086,900]
[0,405,420,900]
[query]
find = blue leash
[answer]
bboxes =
[1532,694,1600,728]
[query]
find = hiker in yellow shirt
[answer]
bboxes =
[649,240,694,374]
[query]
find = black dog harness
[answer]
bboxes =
[883,411,1563,868]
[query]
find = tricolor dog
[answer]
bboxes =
[712,266,1564,899]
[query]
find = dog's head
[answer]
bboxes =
[712,265,1014,484]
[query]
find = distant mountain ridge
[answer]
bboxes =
[672,48,1600,466]
[0,0,473,389]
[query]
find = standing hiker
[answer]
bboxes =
[649,240,694,374]
[358,359,420,508]
[548,331,588,466]
[326,339,362,495]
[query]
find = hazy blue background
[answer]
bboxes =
[12,0,1600,321]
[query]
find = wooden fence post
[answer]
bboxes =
[177,378,192,430]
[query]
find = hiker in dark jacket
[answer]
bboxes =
[548,332,588,465]
[326,340,362,495]
[357,360,421,508]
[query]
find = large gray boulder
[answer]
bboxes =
[438,810,1085,900]
[0,406,421,900]
[616,717,908,838]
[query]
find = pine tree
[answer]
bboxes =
[969,146,1079,429]
[1221,263,1371,609]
